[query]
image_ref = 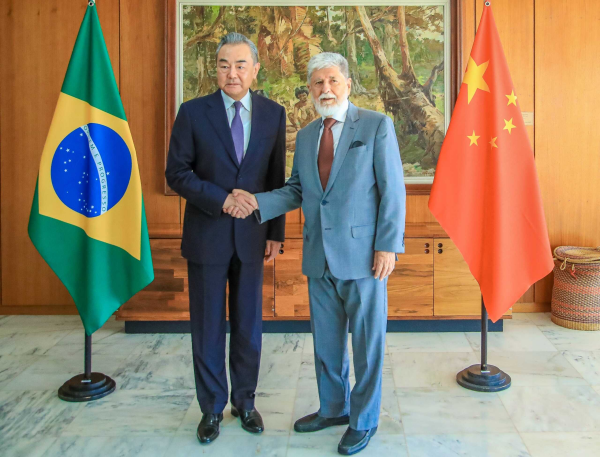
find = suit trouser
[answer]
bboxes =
[307,265,388,431]
[188,254,264,414]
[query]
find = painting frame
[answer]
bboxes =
[165,0,465,195]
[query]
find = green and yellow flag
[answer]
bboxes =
[28,2,154,335]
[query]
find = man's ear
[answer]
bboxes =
[253,62,261,79]
[347,77,352,95]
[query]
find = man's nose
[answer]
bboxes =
[228,67,237,79]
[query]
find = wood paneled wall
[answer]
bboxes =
[1,0,599,312]
[534,0,600,301]
[0,0,120,309]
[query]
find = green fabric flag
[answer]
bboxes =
[28,3,154,335]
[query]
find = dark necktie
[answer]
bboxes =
[231,101,244,165]
[317,118,337,190]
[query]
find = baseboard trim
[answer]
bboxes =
[125,319,503,334]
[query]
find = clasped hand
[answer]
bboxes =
[222,189,257,219]
[222,190,280,262]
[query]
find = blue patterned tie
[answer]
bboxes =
[231,101,244,165]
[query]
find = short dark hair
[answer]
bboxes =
[295,86,309,98]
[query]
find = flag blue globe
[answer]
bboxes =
[51,123,132,218]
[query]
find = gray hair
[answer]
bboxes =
[307,52,349,84]
[215,32,259,65]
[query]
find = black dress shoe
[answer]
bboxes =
[338,426,377,455]
[231,406,264,434]
[196,413,223,444]
[294,412,350,433]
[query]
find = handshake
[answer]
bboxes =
[222,189,258,219]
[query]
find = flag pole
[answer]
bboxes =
[58,332,116,402]
[456,297,511,392]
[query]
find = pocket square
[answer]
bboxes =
[349,140,365,149]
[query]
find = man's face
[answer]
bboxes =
[216,43,260,100]
[298,93,308,102]
[307,66,351,117]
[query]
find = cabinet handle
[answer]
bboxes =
[424,249,430,254]
[424,243,430,248]
[437,243,443,248]
[438,249,443,254]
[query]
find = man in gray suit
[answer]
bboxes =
[227,52,405,455]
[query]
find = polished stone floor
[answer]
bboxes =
[1,313,600,456]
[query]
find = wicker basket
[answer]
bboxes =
[551,246,600,330]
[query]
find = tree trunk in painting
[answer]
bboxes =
[290,6,310,79]
[194,7,213,97]
[184,6,225,51]
[384,23,396,69]
[346,7,367,95]
[355,6,444,169]
[397,6,418,84]
[275,7,295,76]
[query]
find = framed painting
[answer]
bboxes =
[166,0,464,195]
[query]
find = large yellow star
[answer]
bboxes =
[489,137,498,149]
[503,118,516,134]
[506,90,518,106]
[467,130,480,146]
[463,57,490,104]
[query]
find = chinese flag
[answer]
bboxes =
[428,3,553,322]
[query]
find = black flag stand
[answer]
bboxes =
[456,297,511,392]
[58,333,116,402]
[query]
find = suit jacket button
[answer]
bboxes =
[321,200,328,206]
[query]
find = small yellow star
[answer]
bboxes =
[467,130,480,146]
[489,137,498,149]
[503,118,516,134]
[506,90,518,106]
[463,57,491,104]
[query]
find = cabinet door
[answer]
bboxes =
[262,260,275,317]
[388,238,434,317]
[433,238,481,316]
[273,239,309,317]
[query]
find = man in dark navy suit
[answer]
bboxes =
[165,32,286,445]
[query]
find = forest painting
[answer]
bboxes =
[177,2,450,182]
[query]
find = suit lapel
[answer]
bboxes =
[323,102,359,197]
[205,90,240,168]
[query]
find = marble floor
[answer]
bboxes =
[1,313,600,456]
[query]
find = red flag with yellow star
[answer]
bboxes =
[428,2,553,322]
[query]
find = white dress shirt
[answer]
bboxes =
[221,90,252,156]
[316,98,349,156]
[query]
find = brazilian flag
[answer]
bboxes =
[28,2,154,335]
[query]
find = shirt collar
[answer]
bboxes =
[221,89,252,112]
[320,98,349,126]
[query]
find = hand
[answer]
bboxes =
[226,189,258,219]
[265,240,282,262]
[222,191,257,219]
[372,251,396,281]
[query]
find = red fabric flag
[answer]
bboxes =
[428,3,553,322]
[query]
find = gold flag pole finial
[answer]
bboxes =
[88,0,95,7]
[485,1,491,6]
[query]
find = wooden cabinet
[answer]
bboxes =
[433,238,481,316]
[272,239,309,318]
[116,239,275,320]
[388,238,434,317]
[116,221,509,322]
[270,230,492,320]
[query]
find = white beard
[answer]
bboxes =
[311,93,347,118]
